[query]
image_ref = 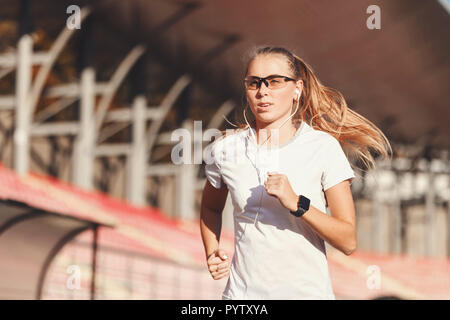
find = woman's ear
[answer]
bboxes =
[294,80,303,100]
[296,80,303,92]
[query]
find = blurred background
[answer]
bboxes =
[0,0,449,300]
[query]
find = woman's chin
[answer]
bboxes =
[255,114,278,124]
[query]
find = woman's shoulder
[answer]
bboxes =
[204,128,247,166]
[205,128,247,158]
[296,124,346,158]
[310,129,348,159]
[209,128,247,147]
[300,122,338,145]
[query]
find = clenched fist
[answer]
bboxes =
[264,172,299,212]
[206,249,230,280]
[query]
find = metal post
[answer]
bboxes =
[13,34,32,176]
[72,68,95,189]
[372,168,386,253]
[73,13,94,189]
[90,225,98,300]
[425,163,436,256]
[126,95,147,206]
[391,171,402,254]
[176,120,195,220]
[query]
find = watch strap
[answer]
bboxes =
[290,195,310,217]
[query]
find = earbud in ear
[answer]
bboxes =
[295,89,300,95]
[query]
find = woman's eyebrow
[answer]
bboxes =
[245,74,283,79]
[245,75,261,78]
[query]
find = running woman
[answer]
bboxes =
[200,46,391,299]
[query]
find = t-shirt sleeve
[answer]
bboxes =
[321,137,355,191]
[204,142,224,189]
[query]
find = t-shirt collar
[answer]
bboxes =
[245,119,309,150]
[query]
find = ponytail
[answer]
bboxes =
[292,53,392,170]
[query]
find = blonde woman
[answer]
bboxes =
[200,46,391,300]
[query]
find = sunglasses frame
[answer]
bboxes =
[244,74,297,90]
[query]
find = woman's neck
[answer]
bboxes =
[254,118,299,147]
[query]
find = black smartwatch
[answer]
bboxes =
[290,195,310,217]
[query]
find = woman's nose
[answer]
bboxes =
[257,81,269,95]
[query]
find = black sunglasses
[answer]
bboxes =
[244,74,296,90]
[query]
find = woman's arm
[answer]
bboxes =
[200,179,229,258]
[265,172,357,255]
[200,180,231,280]
[297,181,357,255]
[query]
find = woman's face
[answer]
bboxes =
[245,54,302,126]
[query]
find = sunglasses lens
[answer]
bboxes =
[245,79,259,90]
[244,76,295,90]
[267,77,286,89]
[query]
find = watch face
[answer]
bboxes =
[299,196,310,210]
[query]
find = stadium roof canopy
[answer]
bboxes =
[1,0,449,150]
[0,162,224,299]
[0,163,115,299]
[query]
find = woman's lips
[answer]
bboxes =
[256,103,273,112]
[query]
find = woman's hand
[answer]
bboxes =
[264,172,299,212]
[206,249,230,280]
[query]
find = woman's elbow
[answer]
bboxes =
[343,235,357,256]
[343,244,357,256]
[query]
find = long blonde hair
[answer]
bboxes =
[229,46,392,170]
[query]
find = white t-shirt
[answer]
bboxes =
[204,120,355,300]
